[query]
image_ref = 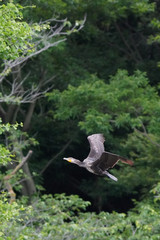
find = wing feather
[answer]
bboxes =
[91,151,133,171]
[84,134,105,162]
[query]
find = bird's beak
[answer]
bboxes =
[63,157,72,162]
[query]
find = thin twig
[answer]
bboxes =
[40,139,72,175]
[0,15,86,84]
[136,121,160,148]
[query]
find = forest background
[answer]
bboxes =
[1,0,160,239]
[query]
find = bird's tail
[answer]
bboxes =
[105,171,118,181]
[120,158,133,166]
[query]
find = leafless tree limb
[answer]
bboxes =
[0,16,86,84]
[114,22,140,63]
[0,16,86,104]
[0,71,55,103]
[4,150,33,181]
[134,121,160,148]
[40,139,73,175]
[3,150,33,203]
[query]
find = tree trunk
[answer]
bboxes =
[3,66,37,197]
[21,102,37,195]
[23,102,36,131]
[21,161,36,196]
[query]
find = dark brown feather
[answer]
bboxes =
[91,151,133,171]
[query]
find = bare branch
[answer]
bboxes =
[114,23,140,63]
[0,16,86,83]
[40,139,73,175]
[0,71,55,103]
[4,150,33,180]
[134,119,160,148]
[3,150,33,203]
[0,16,86,104]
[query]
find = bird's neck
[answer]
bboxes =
[73,159,85,167]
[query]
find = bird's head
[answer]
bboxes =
[63,157,84,167]
[63,157,74,163]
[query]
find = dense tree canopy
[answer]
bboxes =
[1,0,160,239]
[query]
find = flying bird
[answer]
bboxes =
[63,133,133,181]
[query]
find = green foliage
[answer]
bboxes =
[48,69,159,135]
[0,2,33,61]
[148,17,160,44]
[21,0,67,20]
[7,128,39,154]
[0,1,50,71]
[0,194,25,239]
[150,171,160,203]
[87,0,155,20]
[0,145,12,166]
[0,124,39,193]
[0,119,22,134]
[0,188,160,239]
[0,194,90,239]
[0,120,23,165]
[48,69,160,201]
[1,0,160,231]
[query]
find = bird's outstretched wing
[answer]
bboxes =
[91,151,133,171]
[84,134,105,162]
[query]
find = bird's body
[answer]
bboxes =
[63,134,133,181]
